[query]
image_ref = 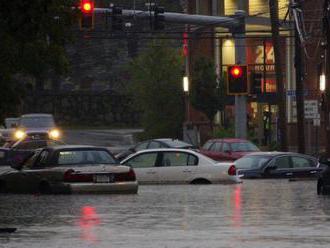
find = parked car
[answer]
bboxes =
[115,138,195,161]
[0,139,65,166]
[317,156,330,195]
[120,148,241,184]
[0,145,138,194]
[200,138,260,161]
[235,152,323,179]
[0,117,19,144]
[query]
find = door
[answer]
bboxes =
[264,155,293,178]
[290,156,322,178]
[123,152,159,184]
[155,151,199,183]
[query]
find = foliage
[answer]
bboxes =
[128,41,184,139]
[190,57,219,124]
[0,0,75,120]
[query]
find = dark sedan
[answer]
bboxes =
[235,152,322,179]
[115,138,195,161]
[0,145,138,194]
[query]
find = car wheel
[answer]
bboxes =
[190,178,211,185]
[0,180,7,193]
[38,181,52,194]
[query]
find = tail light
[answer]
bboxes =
[64,169,93,182]
[115,168,136,182]
[228,165,237,176]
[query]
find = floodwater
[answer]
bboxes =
[1,180,330,248]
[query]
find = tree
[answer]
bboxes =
[129,41,184,139]
[190,57,219,127]
[0,0,75,120]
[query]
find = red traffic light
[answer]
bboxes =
[230,66,243,78]
[81,0,94,14]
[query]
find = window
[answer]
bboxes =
[292,157,313,168]
[274,156,291,169]
[57,150,116,165]
[210,142,222,152]
[202,141,213,150]
[148,141,162,149]
[23,152,41,169]
[135,142,149,151]
[161,152,197,167]
[126,153,157,168]
[230,142,259,152]
[222,143,230,152]
[35,150,49,167]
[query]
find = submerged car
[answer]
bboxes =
[120,148,241,184]
[115,138,195,161]
[200,138,260,161]
[235,152,322,179]
[0,145,138,194]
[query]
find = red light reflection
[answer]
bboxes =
[78,205,100,243]
[231,186,242,227]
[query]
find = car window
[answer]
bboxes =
[148,141,162,149]
[125,152,157,168]
[222,143,230,152]
[235,155,271,169]
[231,142,259,152]
[292,156,314,168]
[274,156,291,169]
[23,152,40,168]
[57,150,116,165]
[161,152,197,167]
[210,142,221,152]
[202,141,213,150]
[34,150,49,168]
[135,142,149,151]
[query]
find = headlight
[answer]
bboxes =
[49,129,60,139]
[14,130,26,140]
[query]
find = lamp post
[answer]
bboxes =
[183,76,190,122]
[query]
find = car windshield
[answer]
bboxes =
[235,155,271,169]
[162,139,193,148]
[5,118,18,128]
[19,116,55,128]
[231,142,259,152]
[57,149,117,165]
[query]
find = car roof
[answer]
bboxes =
[45,145,107,151]
[131,148,197,155]
[242,151,316,158]
[20,113,53,118]
[206,138,253,143]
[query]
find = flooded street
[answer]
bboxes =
[1,180,330,248]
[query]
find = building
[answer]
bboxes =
[185,0,324,152]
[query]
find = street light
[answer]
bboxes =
[320,73,326,92]
[183,76,189,93]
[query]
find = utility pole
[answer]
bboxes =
[295,22,305,154]
[323,0,330,156]
[269,0,288,151]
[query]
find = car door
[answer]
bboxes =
[264,155,293,178]
[290,156,322,178]
[123,152,159,184]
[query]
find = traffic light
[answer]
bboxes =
[153,6,165,30]
[80,0,94,30]
[227,65,248,95]
[110,6,123,31]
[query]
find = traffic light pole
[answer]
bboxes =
[233,11,247,139]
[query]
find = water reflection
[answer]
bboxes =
[78,205,100,243]
[232,185,242,227]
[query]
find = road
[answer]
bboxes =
[1,180,330,248]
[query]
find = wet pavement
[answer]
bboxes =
[1,179,330,248]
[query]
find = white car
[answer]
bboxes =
[120,148,241,184]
